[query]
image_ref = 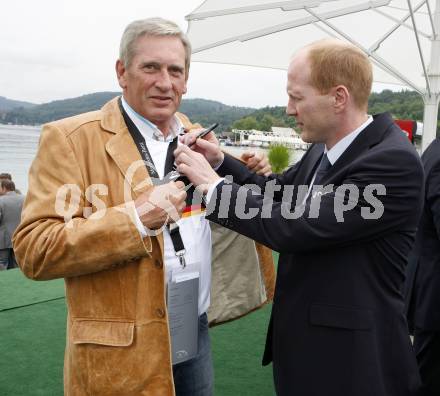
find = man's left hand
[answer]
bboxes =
[174,145,221,194]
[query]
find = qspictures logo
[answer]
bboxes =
[53,163,386,233]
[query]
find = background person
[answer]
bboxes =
[0,179,24,270]
[0,173,12,181]
[405,137,440,396]
[0,173,22,195]
[175,39,424,396]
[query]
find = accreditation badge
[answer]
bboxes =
[167,262,200,364]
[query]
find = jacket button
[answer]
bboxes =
[154,259,163,269]
[156,308,166,318]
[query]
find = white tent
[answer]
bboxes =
[186,0,440,151]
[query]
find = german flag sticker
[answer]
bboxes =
[182,204,206,218]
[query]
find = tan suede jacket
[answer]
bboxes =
[13,97,275,396]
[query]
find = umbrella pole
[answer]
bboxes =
[421,0,440,152]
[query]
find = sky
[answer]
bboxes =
[0,0,426,109]
[0,0,290,108]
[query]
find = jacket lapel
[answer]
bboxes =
[102,98,153,199]
[321,113,394,183]
[101,97,164,256]
[296,143,325,185]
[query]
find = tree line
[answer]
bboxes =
[232,90,439,133]
[1,89,438,133]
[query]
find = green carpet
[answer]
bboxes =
[211,304,275,395]
[0,269,64,311]
[0,267,276,395]
[0,299,66,395]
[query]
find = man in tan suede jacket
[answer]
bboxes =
[13,17,274,396]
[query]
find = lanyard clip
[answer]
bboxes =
[166,170,181,182]
[176,250,186,269]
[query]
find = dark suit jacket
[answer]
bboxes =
[405,137,440,332]
[207,113,423,396]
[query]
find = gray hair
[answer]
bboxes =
[119,17,192,75]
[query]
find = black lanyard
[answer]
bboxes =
[118,98,187,267]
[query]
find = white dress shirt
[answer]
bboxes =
[308,115,374,188]
[122,97,212,315]
[324,115,373,166]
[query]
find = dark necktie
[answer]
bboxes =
[314,153,332,185]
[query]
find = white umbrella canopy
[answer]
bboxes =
[186,0,440,150]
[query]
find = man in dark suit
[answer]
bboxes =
[0,179,24,270]
[405,137,440,396]
[174,39,424,395]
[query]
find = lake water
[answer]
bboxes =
[0,125,304,194]
[0,125,41,193]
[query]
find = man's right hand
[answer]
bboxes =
[180,130,224,168]
[134,181,186,230]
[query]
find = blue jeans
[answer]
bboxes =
[173,313,214,396]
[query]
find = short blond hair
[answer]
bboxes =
[305,39,372,110]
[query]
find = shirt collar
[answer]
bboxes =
[121,96,183,142]
[325,115,373,165]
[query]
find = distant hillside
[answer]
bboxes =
[368,90,424,120]
[243,106,297,130]
[1,92,120,125]
[179,99,254,132]
[231,89,437,133]
[0,93,255,131]
[0,96,36,112]
[2,89,436,132]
